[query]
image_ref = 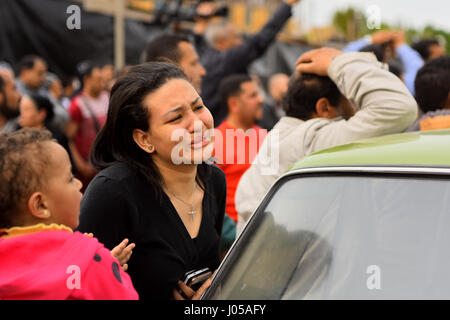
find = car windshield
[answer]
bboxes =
[207,173,450,299]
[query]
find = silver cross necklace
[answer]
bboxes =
[166,181,197,221]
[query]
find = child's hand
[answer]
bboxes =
[111,239,135,272]
[84,233,93,238]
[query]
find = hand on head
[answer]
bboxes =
[296,48,342,76]
[371,30,397,45]
[371,29,405,49]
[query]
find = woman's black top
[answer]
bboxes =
[77,162,226,300]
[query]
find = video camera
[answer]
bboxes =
[152,0,228,25]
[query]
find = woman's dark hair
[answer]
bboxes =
[90,62,210,198]
[283,73,342,121]
[0,128,54,228]
[27,93,55,124]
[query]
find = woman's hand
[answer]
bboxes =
[111,239,135,272]
[172,277,212,300]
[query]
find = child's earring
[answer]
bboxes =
[148,145,154,152]
[43,210,51,218]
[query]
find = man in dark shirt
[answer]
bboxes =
[200,0,300,126]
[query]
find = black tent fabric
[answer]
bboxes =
[0,0,161,80]
[0,0,313,87]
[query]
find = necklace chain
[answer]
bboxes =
[166,181,197,221]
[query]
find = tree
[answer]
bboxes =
[332,7,449,54]
[332,8,368,41]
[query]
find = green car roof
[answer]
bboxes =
[291,129,450,170]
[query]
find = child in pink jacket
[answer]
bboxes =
[0,128,138,300]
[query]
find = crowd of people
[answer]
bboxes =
[0,0,449,300]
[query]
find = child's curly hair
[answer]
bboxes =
[0,128,54,228]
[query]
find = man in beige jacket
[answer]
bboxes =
[235,48,418,234]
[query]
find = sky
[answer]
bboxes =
[292,0,450,32]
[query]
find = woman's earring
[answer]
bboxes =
[148,145,154,152]
[43,210,51,218]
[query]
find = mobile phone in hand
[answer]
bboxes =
[183,268,212,291]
